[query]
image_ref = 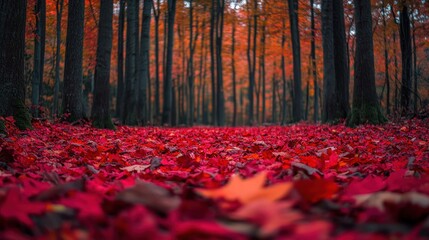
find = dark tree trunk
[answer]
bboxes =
[272,61,277,123]
[321,0,337,122]
[63,0,85,122]
[231,17,237,126]
[333,0,350,118]
[310,0,318,122]
[411,14,418,113]
[123,0,138,125]
[153,0,161,121]
[0,0,32,132]
[399,3,412,114]
[31,0,46,117]
[116,0,125,118]
[281,17,287,125]
[162,0,177,125]
[261,3,267,123]
[288,0,302,122]
[246,0,257,125]
[215,0,225,126]
[138,0,152,125]
[53,0,64,117]
[91,0,114,129]
[347,0,386,126]
[210,0,217,125]
[382,0,390,115]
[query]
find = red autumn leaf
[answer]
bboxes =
[0,188,46,226]
[294,179,339,203]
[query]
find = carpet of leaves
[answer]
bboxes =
[1,119,429,239]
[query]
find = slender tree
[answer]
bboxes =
[288,0,303,122]
[153,0,161,121]
[382,0,390,115]
[116,0,125,118]
[162,0,177,125]
[53,0,64,117]
[231,12,237,126]
[281,17,287,125]
[63,0,85,122]
[31,0,46,117]
[347,0,386,126]
[123,0,138,125]
[210,0,217,125]
[91,0,114,129]
[215,0,225,126]
[310,0,318,122]
[138,0,152,125]
[399,1,412,114]
[0,0,32,133]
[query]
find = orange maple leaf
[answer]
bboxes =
[196,172,293,204]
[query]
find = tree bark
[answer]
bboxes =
[116,0,125,118]
[210,0,217,125]
[162,0,177,125]
[0,0,32,132]
[53,0,64,117]
[310,0,318,122]
[215,0,225,126]
[153,0,161,121]
[288,0,302,122]
[138,0,152,125]
[399,2,412,114]
[122,0,138,124]
[281,17,287,125]
[91,0,114,129]
[231,15,237,126]
[31,0,46,117]
[63,0,85,122]
[382,0,390,115]
[347,0,386,126]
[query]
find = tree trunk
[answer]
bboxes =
[215,0,225,126]
[210,0,217,125]
[347,0,386,126]
[0,0,32,132]
[333,0,350,118]
[91,0,114,129]
[116,0,125,118]
[63,0,85,122]
[53,0,64,117]
[382,0,390,115]
[153,0,161,121]
[123,0,138,125]
[138,0,152,125]
[272,61,277,123]
[411,14,418,113]
[310,0,318,122]
[162,0,177,125]
[281,17,287,125]
[231,16,237,126]
[321,0,337,122]
[399,2,412,114]
[31,0,46,118]
[288,0,302,122]
[261,11,267,124]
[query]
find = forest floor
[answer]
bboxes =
[0,118,429,239]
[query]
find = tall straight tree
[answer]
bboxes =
[382,0,390,115]
[210,0,217,125]
[116,0,125,118]
[123,0,138,125]
[138,0,152,125]
[153,0,161,120]
[399,1,412,114]
[231,12,237,126]
[347,0,386,126]
[162,0,177,125]
[31,0,46,117]
[91,0,114,129]
[215,0,225,126]
[288,0,303,122]
[310,0,318,122]
[63,0,85,122]
[53,0,64,117]
[321,0,350,122]
[0,0,32,133]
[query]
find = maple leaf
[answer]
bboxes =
[0,188,46,226]
[120,164,150,173]
[229,200,302,237]
[294,179,339,203]
[196,171,293,204]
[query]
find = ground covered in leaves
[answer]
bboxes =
[1,119,429,239]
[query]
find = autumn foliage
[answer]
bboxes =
[1,119,429,238]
